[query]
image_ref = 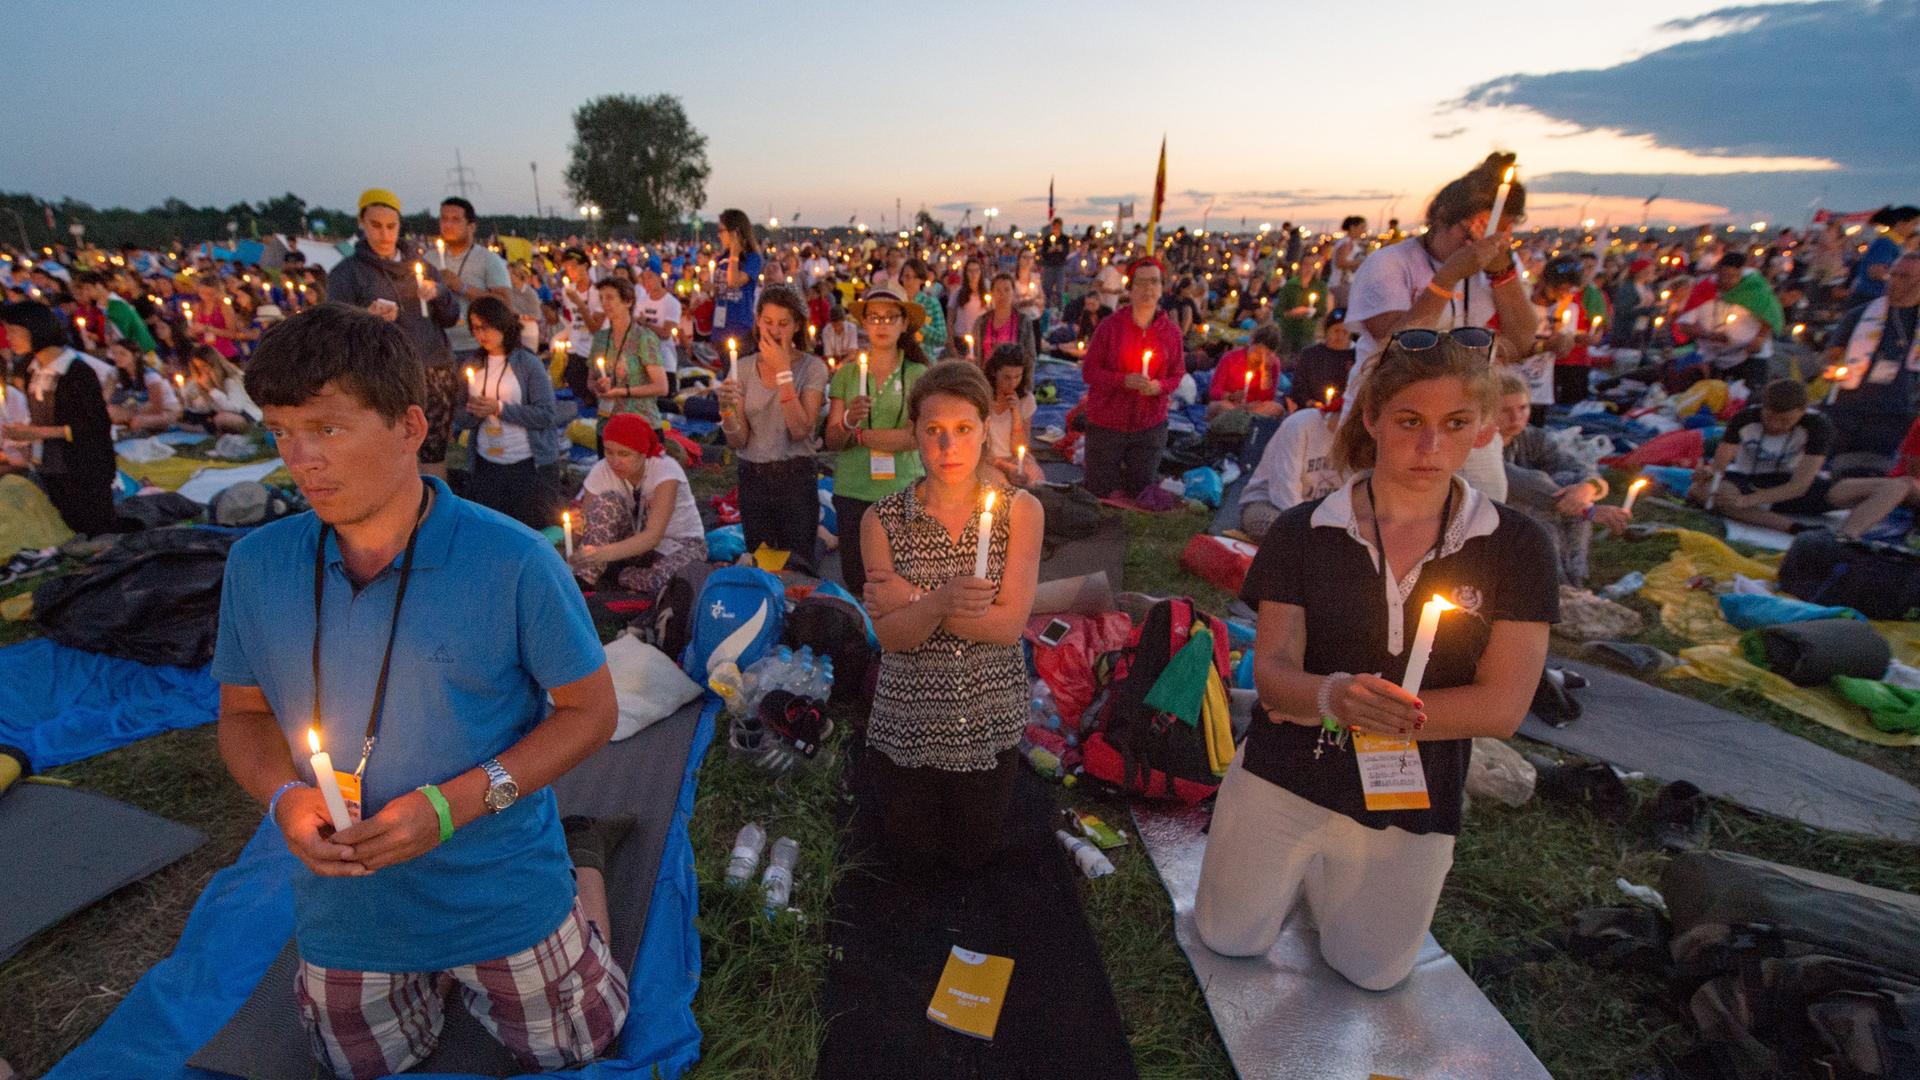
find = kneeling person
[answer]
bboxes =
[213,305,627,1079]
[1689,378,1909,539]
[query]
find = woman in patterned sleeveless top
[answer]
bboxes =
[858,360,1043,870]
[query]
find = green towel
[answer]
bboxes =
[1144,626,1214,728]
[1720,272,1786,335]
[1831,676,1920,735]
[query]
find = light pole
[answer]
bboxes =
[579,203,601,240]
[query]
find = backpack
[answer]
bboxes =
[1081,597,1234,803]
[1662,850,1920,1080]
[783,581,877,707]
[680,566,786,681]
[1778,529,1920,621]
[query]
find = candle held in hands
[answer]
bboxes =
[307,728,353,832]
[857,351,869,398]
[1485,165,1516,236]
[1622,477,1649,514]
[413,262,428,316]
[973,490,997,580]
[562,510,573,559]
[1400,595,1455,698]
[1141,349,1153,378]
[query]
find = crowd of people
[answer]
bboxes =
[4,162,1918,1077]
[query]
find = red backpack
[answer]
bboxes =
[1080,597,1232,803]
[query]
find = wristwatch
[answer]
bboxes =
[480,758,519,814]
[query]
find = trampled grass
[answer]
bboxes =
[2,462,1916,1079]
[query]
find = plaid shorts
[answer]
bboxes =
[295,901,628,1080]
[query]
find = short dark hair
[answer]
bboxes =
[440,197,476,222]
[908,359,993,423]
[560,247,590,267]
[1250,324,1285,353]
[244,303,424,424]
[1872,205,1919,228]
[1340,215,1367,231]
[595,275,636,306]
[0,300,68,353]
[1718,252,1747,270]
[1761,377,1808,413]
[983,344,1032,396]
[466,295,521,344]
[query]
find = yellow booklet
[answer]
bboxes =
[926,946,1014,1040]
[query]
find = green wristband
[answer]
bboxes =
[418,784,453,843]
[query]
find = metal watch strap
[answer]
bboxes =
[481,757,514,812]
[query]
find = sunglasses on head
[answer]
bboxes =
[1389,327,1495,353]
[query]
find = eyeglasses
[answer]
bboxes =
[863,312,904,325]
[1389,327,1495,353]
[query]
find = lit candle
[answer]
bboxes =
[435,237,446,269]
[1325,385,1336,406]
[1485,165,1516,236]
[307,728,353,832]
[964,333,975,358]
[1015,444,1026,472]
[807,324,817,348]
[595,355,607,378]
[727,337,739,382]
[1400,595,1455,697]
[1826,366,1849,405]
[464,365,477,395]
[1244,364,1254,396]
[1622,477,1649,514]
[413,262,428,316]
[973,489,997,579]
[858,351,869,398]
[562,510,573,559]
[1141,349,1153,378]
[552,336,568,362]
[1590,314,1603,343]
[1308,291,1318,307]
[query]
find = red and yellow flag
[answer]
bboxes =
[1147,136,1167,247]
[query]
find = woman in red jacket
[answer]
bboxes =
[1079,256,1184,498]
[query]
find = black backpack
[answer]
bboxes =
[1777,530,1920,621]
[783,585,876,707]
[632,562,709,663]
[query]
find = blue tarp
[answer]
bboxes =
[0,639,217,768]
[50,701,715,1080]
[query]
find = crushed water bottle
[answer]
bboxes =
[1056,830,1115,879]
[726,822,766,887]
[762,836,800,910]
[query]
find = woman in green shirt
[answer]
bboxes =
[825,285,931,593]
[590,276,666,424]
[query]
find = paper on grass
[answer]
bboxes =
[927,946,1013,1040]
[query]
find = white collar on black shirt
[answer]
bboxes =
[1311,472,1501,655]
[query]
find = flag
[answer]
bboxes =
[1047,177,1054,223]
[1146,136,1167,247]
[848,212,857,226]
[1117,202,1133,220]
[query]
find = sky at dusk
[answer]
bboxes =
[4,0,1909,233]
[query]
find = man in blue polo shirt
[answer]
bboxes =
[213,304,625,1079]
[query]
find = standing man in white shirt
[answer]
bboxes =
[435,198,513,360]
[1341,153,1539,501]
[634,269,683,390]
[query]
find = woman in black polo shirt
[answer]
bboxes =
[1194,329,1556,991]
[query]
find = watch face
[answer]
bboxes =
[485,780,519,811]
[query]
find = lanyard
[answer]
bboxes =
[1420,240,1471,326]
[1365,476,1455,604]
[312,485,432,779]
[481,353,511,400]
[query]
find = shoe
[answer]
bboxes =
[1585,640,1678,675]
[1530,667,1586,727]
[1534,759,1632,823]
[563,815,635,874]
[1647,780,1709,851]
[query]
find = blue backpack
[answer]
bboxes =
[681,566,787,679]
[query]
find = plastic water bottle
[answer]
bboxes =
[814,657,835,700]
[1029,682,1061,730]
[709,662,750,716]
[725,822,766,887]
[1056,830,1115,879]
[794,646,816,684]
[1601,570,1646,600]
[762,836,800,909]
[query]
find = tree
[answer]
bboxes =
[914,208,947,238]
[564,93,709,240]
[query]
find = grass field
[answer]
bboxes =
[3,463,1917,1078]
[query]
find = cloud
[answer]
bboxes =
[1525,169,1866,221]
[1455,0,1917,179]
[1431,127,1467,140]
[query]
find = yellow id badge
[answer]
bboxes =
[1351,731,1430,812]
[333,770,364,825]
[869,450,896,481]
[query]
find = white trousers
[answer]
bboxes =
[1194,751,1455,991]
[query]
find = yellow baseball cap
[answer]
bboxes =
[357,188,401,214]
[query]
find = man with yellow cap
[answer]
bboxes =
[326,189,462,478]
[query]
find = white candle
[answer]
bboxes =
[1622,477,1649,514]
[1400,594,1455,697]
[1015,444,1026,472]
[858,351,869,398]
[1141,349,1153,378]
[562,510,573,559]
[1590,314,1604,344]
[435,237,446,269]
[1826,366,1848,406]
[464,365,477,396]
[727,337,739,383]
[973,490,997,579]
[1486,165,1516,236]
[307,728,352,832]
[964,333,975,358]
[595,355,607,378]
[1704,469,1724,510]
[413,262,428,316]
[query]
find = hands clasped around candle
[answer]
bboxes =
[1319,673,1424,738]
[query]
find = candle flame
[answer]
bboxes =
[464,366,475,381]
[983,490,996,513]
[1835,366,1849,379]
[1629,478,1649,492]
[562,510,571,528]
[307,727,321,754]
[1429,594,1456,611]
[1500,165,1515,183]
[1726,313,1737,324]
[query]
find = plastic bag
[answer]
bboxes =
[1466,737,1537,807]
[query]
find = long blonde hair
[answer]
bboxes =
[1332,337,1497,472]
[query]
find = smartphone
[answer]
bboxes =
[1036,618,1072,647]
